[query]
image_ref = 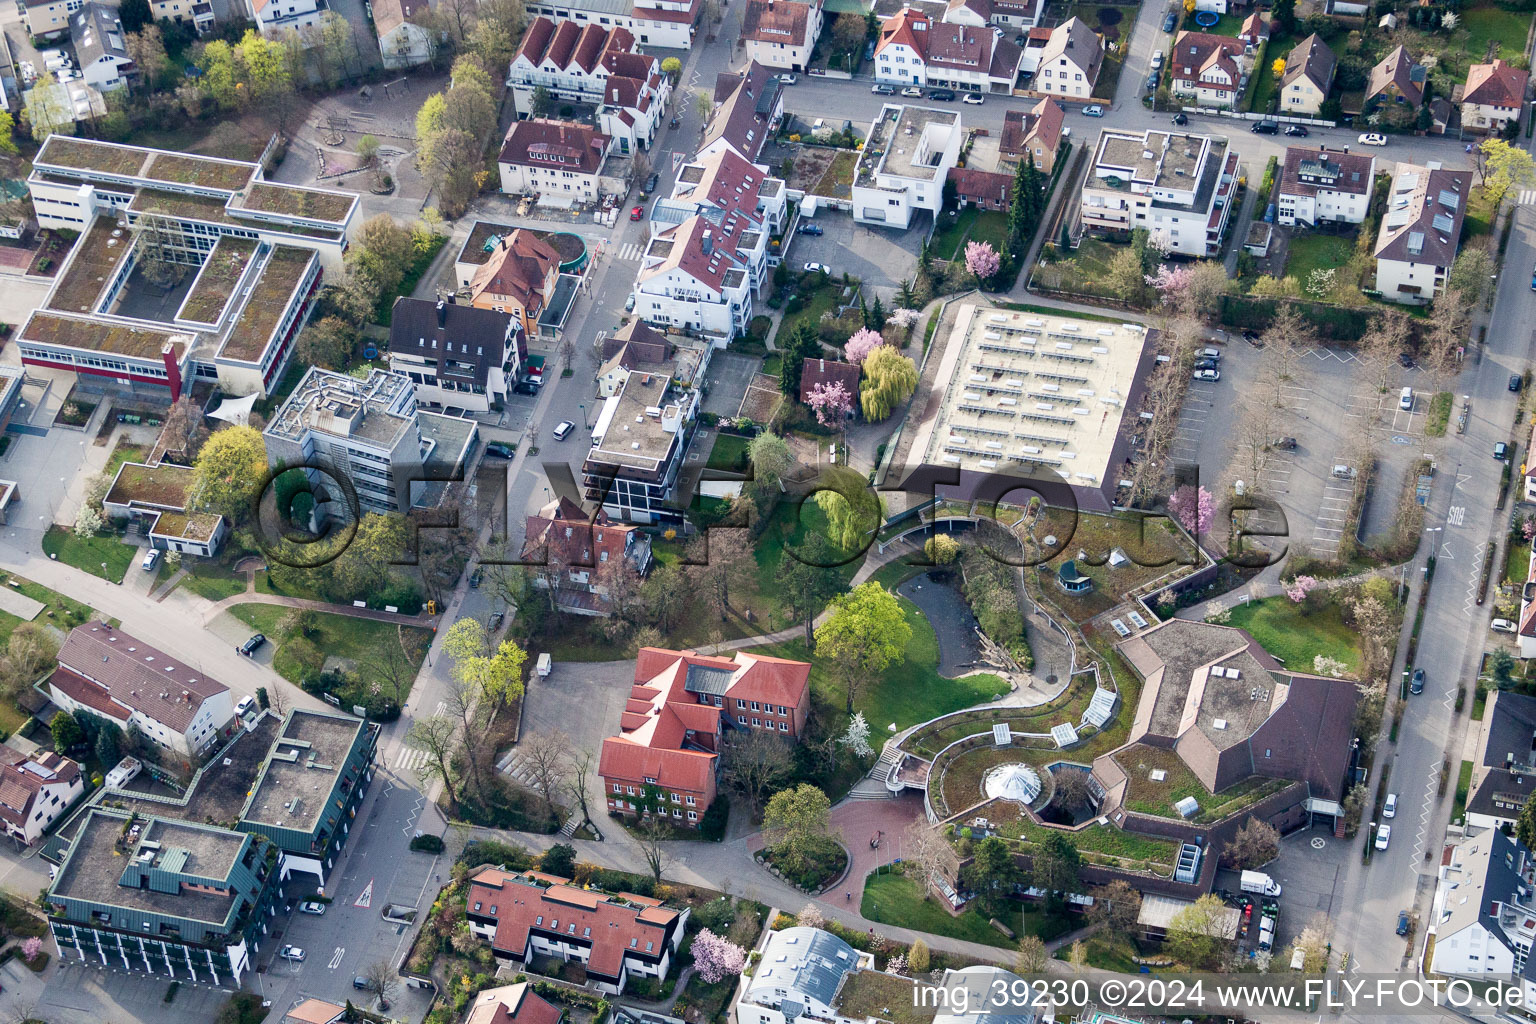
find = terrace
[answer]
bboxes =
[178,237,259,325]
[47,218,131,315]
[104,461,193,510]
[236,183,355,223]
[143,153,256,192]
[37,137,149,177]
[114,716,281,825]
[457,221,519,268]
[23,311,192,359]
[219,247,313,363]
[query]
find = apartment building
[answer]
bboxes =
[1031,16,1101,98]
[1279,33,1336,116]
[521,0,699,49]
[387,298,523,413]
[71,3,134,93]
[1464,691,1536,831]
[1079,128,1239,257]
[48,622,236,759]
[24,0,82,38]
[243,0,325,38]
[464,229,562,335]
[498,118,612,206]
[853,104,962,229]
[519,495,653,614]
[999,98,1065,173]
[1276,147,1374,226]
[582,367,698,523]
[1430,830,1536,980]
[696,62,783,164]
[1373,162,1469,304]
[739,0,823,72]
[0,751,84,846]
[874,6,1026,93]
[374,0,437,68]
[1168,30,1246,108]
[151,0,215,31]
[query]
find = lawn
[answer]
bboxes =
[771,276,847,350]
[1465,186,1497,239]
[1284,234,1356,287]
[1452,758,1473,824]
[1425,391,1453,438]
[1507,540,1530,585]
[1223,595,1364,675]
[809,150,859,200]
[180,562,250,602]
[931,208,1011,263]
[1204,12,1246,36]
[41,526,133,583]
[105,441,148,476]
[227,604,431,685]
[706,433,751,472]
[1460,6,1532,65]
[1034,236,1123,301]
[860,867,1071,948]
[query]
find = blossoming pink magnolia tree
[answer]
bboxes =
[964,240,1001,284]
[1167,484,1214,536]
[1284,575,1319,603]
[807,380,854,427]
[845,328,883,364]
[692,929,747,983]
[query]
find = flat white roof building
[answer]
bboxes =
[852,104,962,229]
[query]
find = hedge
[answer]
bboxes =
[1219,294,1379,341]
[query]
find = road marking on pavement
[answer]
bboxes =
[433,701,446,718]
[1464,543,1486,615]
[355,879,373,909]
[614,242,644,262]
[328,947,346,970]
[1520,189,1536,205]
[1456,473,1472,492]
[1448,506,1465,527]
[1412,760,1440,861]
[395,746,430,773]
[1441,542,1455,559]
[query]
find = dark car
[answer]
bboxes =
[354,977,371,991]
[1242,329,1263,347]
[929,89,956,101]
[1251,120,1280,134]
[1161,11,1176,31]
[237,634,266,657]
[645,172,659,194]
[1146,73,1159,92]
[1398,352,1415,368]
[1284,125,1309,137]
[1195,358,1219,371]
[1397,911,1411,936]
[469,568,483,588]
[1496,441,1512,461]
[1171,113,1188,126]
[798,223,824,235]
[1410,668,1425,695]
[1512,374,1525,392]
[1270,437,1298,451]
[513,377,541,395]
[484,441,515,458]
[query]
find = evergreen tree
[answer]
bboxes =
[779,322,822,398]
[1023,160,1043,220]
[1058,220,1071,250]
[897,280,918,310]
[869,296,886,331]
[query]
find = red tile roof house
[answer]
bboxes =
[1460,58,1530,133]
[0,750,84,845]
[467,982,565,1024]
[599,647,811,826]
[1169,30,1247,109]
[519,496,654,615]
[948,167,1015,212]
[799,357,861,409]
[999,98,1065,174]
[497,118,612,207]
[47,622,237,761]
[466,869,689,993]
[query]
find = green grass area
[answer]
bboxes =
[932,208,1012,263]
[227,604,430,684]
[180,562,250,602]
[1028,508,1199,622]
[105,441,148,476]
[1247,33,1292,114]
[0,574,96,653]
[1465,186,1497,239]
[1508,540,1530,585]
[771,278,846,351]
[761,352,783,379]
[1460,6,1532,65]
[1034,236,1123,301]
[1057,931,1142,972]
[706,433,751,472]
[1204,12,1245,35]
[861,867,1071,947]
[1453,758,1474,824]
[1425,391,1453,438]
[1223,596,1364,675]
[41,526,133,583]
[1284,234,1356,286]
[1002,814,1180,865]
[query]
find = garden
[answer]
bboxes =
[931,208,1010,263]
[41,526,134,583]
[860,864,1071,948]
[1221,594,1364,676]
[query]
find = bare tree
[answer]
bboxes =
[160,395,208,459]
[1234,396,1278,492]
[1260,303,1308,391]
[687,530,754,620]
[408,716,461,807]
[566,747,596,826]
[635,812,669,882]
[1359,310,1411,404]
[1088,879,1142,931]
[720,731,794,818]
[902,819,953,899]
[364,634,416,708]
[442,676,487,797]
[1423,290,1469,394]
[519,729,571,817]
[365,960,399,1005]
[1222,816,1280,869]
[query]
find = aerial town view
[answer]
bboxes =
[0,0,1530,1019]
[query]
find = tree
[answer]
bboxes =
[74,504,103,540]
[722,730,794,817]
[408,716,462,807]
[640,563,687,632]
[831,11,866,57]
[540,842,576,877]
[1519,795,1536,851]
[747,431,794,490]
[118,0,152,31]
[962,835,1020,920]
[693,87,715,122]
[94,723,120,767]
[350,214,418,299]
[1088,879,1142,932]
[687,531,753,620]
[1479,138,1536,209]
[1105,244,1147,305]
[466,0,526,76]
[692,930,747,983]
[925,534,960,566]
[903,819,952,900]
[1289,912,1332,973]
[779,322,822,397]
[1015,935,1047,974]
[530,85,554,117]
[797,904,826,928]
[25,71,75,141]
[362,960,398,1006]
[809,476,877,549]
[125,26,168,92]
[1491,648,1518,690]
[520,730,571,818]
[634,811,671,882]
[845,327,883,364]
[1448,247,1497,306]
[661,56,682,82]
[1223,816,1280,868]
[907,939,930,974]
[565,747,597,826]
[780,537,841,647]
[50,711,82,754]
[815,582,911,710]
[190,426,267,524]
[761,783,832,874]
[807,380,855,427]
[1167,484,1214,536]
[965,240,1001,287]
[1271,56,1288,78]
[1165,894,1232,969]
[860,346,918,421]
[443,619,527,712]
[161,395,209,459]
[1358,309,1411,402]
[0,623,59,699]
[1031,832,1082,912]
[1069,941,1087,973]
[840,711,874,759]
[294,315,358,372]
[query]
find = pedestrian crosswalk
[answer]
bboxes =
[613,242,644,262]
[394,745,431,773]
[1519,189,1536,205]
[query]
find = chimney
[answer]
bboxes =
[702,230,713,254]
[436,299,448,327]
[819,358,826,371]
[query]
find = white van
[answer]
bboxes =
[1399,386,1414,411]
[1383,793,1397,818]
[43,55,70,72]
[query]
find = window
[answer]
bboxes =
[752,718,760,726]
[750,701,760,711]
[737,715,747,724]
[688,811,698,821]
[779,722,788,732]
[1265,749,1272,758]
[491,906,498,915]
[736,699,746,709]
[475,902,482,911]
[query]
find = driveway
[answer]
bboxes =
[701,351,762,418]
[500,659,637,812]
[790,214,923,303]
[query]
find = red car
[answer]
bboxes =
[630,205,644,221]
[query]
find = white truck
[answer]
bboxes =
[1241,870,1282,897]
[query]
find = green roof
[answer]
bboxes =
[238,182,355,223]
[36,137,148,177]
[104,461,193,510]
[179,237,259,325]
[220,247,313,362]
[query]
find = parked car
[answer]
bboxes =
[778,73,798,84]
[624,294,636,312]
[1242,328,1263,346]
[1383,793,1397,818]
[1512,374,1525,393]
[1171,113,1188,126]
[929,89,956,101]
[1494,618,1519,633]
[1084,104,1105,117]
[797,223,824,235]
[872,84,895,95]
[141,549,160,571]
[484,441,515,458]
[1194,358,1219,372]
[804,262,830,274]
[354,976,371,990]
[489,611,505,630]
[279,946,306,962]
[1398,352,1415,368]
[962,93,984,105]
[469,568,483,588]
[1145,73,1159,92]
[299,902,326,915]
[1496,441,1512,460]
[552,420,576,441]
[1193,368,1220,382]
[1162,11,1176,30]
[1285,125,1309,137]
[1151,49,1164,69]
[1399,386,1414,411]
[1397,911,1411,936]
[645,173,659,193]
[236,695,257,719]
[1375,824,1391,850]
[1252,120,1280,134]
[901,86,923,97]
[1358,133,1388,146]
[513,379,540,396]
[630,205,643,221]
[1269,437,1298,451]
[1410,668,1425,694]
[237,634,266,657]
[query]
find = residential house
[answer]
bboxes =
[948,167,1014,211]
[874,7,1025,93]
[24,0,82,38]
[1464,691,1536,831]
[1031,16,1102,99]
[0,751,84,846]
[1080,128,1239,257]
[1517,543,1536,657]
[1462,59,1529,132]
[940,0,1041,31]
[595,320,708,398]
[388,297,523,413]
[852,104,962,229]
[1236,11,1267,46]
[1279,33,1336,116]
[48,622,237,759]
[498,118,612,207]
[506,20,671,155]
[283,1000,349,1024]
[632,216,755,339]
[736,928,875,1024]
[150,0,214,32]
[466,869,689,992]
[740,0,823,72]
[582,367,699,522]
[696,62,783,164]
[520,0,699,49]
[1429,830,1536,980]
[1275,146,1374,226]
[798,357,861,409]
[1526,419,1536,502]
[46,808,283,986]
[464,229,562,337]
[243,0,325,38]
[1365,44,1425,114]
[999,98,1064,172]
[373,0,438,68]
[1373,162,1469,304]
[599,647,812,824]
[519,496,654,615]
[467,983,566,1024]
[71,3,133,93]
[1169,30,1246,109]
[101,460,228,558]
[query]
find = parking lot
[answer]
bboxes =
[1214,823,1354,963]
[787,211,925,302]
[1170,336,1428,562]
